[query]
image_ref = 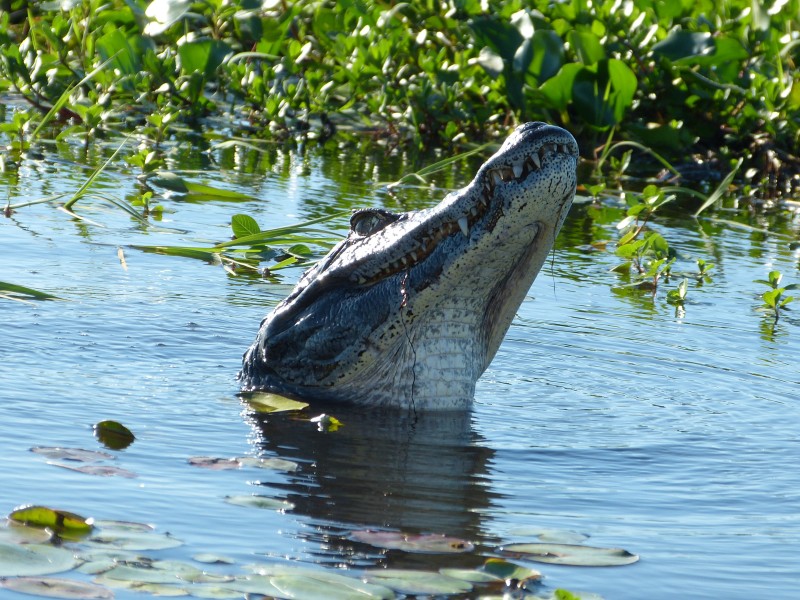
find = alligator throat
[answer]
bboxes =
[240,122,579,410]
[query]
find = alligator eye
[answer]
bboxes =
[350,208,402,236]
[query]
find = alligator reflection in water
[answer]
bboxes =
[249,408,499,568]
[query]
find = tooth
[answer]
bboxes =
[531,153,541,168]
[457,216,469,237]
[512,161,523,178]
[492,171,503,185]
[470,205,479,216]
[410,251,418,261]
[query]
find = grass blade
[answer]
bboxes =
[693,158,743,217]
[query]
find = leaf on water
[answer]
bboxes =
[193,553,235,565]
[236,457,299,472]
[0,520,53,545]
[93,420,135,450]
[246,565,395,600]
[224,495,294,511]
[9,505,94,536]
[183,181,254,200]
[0,577,113,599]
[351,530,474,554]
[509,527,590,544]
[188,457,242,470]
[50,463,138,478]
[362,569,473,595]
[500,543,639,566]
[0,542,80,577]
[31,446,114,463]
[241,392,309,413]
[87,524,182,551]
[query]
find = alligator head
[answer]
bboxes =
[240,122,579,410]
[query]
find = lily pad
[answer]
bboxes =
[0,577,113,599]
[9,505,94,536]
[441,558,541,584]
[30,447,114,462]
[237,456,298,472]
[242,392,308,413]
[351,530,474,554]
[188,457,242,470]
[93,420,136,450]
[246,565,395,600]
[500,543,639,566]
[0,542,79,576]
[87,523,182,551]
[50,463,138,478]
[509,527,589,544]
[362,569,472,595]
[224,494,294,511]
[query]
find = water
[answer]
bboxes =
[1,128,799,599]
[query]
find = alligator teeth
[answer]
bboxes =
[500,167,514,182]
[512,161,523,178]
[531,152,541,169]
[491,171,503,185]
[457,216,469,237]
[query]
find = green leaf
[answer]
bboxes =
[178,39,232,79]
[93,420,136,450]
[242,392,309,413]
[0,281,60,301]
[9,506,94,536]
[0,543,79,577]
[0,577,113,599]
[231,214,261,238]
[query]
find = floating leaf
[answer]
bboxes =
[93,420,135,450]
[500,543,639,566]
[351,530,474,554]
[0,521,53,545]
[9,505,94,536]
[509,527,590,544]
[224,495,294,511]
[193,553,235,565]
[363,569,472,595]
[188,457,242,470]
[31,447,114,463]
[237,457,298,472]
[87,523,182,551]
[50,463,137,478]
[247,565,395,600]
[0,577,113,599]
[0,542,79,576]
[242,392,308,413]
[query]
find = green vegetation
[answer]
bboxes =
[1,0,799,182]
[1,0,797,317]
[756,270,797,322]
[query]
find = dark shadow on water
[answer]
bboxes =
[249,406,501,569]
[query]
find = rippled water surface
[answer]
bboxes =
[1,128,799,600]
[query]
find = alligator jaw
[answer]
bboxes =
[343,133,580,287]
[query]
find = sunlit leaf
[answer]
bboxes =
[9,505,94,535]
[242,392,309,413]
[188,457,242,470]
[231,214,261,238]
[500,543,639,566]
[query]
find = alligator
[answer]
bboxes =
[240,122,579,410]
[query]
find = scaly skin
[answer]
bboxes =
[240,122,579,410]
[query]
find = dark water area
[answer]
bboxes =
[1,120,799,599]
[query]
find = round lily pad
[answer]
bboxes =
[0,577,113,599]
[363,569,472,595]
[224,494,294,511]
[500,543,639,566]
[351,530,474,554]
[30,447,114,463]
[93,420,136,450]
[0,542,79,576]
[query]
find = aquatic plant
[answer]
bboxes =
[755,270,797,323]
